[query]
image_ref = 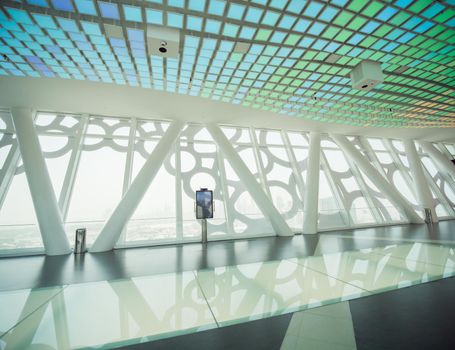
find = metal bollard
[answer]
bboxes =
[74,228,87,254]
[424,208,433,224]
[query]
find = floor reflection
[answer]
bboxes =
[195,260,366,326]
[1,242,454,349]
[0,273,216,349]
[0,286,64,337]
[4,221,455,293]
[289,243,455,294]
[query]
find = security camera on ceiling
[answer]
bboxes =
[350,60,384,91]
[147,25,180,58]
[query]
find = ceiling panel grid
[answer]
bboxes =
[0,0,454,127]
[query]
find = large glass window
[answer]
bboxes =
[180,125,228,239]
[323,138,376,226]
[420,155,454,218]
[0,156,42,250]
[1,108,454,255]
[255,129,303,230]
[124,121,179,244]
[386,140,420,211]
[126,140,177,243]
[412,141,455,218]
[317,165,346,229]
[221,126,274,236]
[352,138,406,223]
[65,117,129,245]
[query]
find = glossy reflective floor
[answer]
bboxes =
[2,221,455,292]
[123,275,455,350]
[1,239,454,349]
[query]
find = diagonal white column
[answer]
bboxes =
[11,107,71,255]
[206,124,293,237]
[90,120,184,252]
[302,132,321,234]
[331,134,423,224]
[403,139,438,223]
[419,141,455,181]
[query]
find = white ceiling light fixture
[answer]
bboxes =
[394,65,410,74]
[233,41,251,54]
[325,53,342,64]
[104,24,124,39]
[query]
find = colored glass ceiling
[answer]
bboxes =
[0,0,454,128]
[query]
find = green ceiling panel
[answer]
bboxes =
[362,2,384,17]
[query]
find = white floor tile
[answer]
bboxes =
[0,272,216,349]
[2,242,454,349]
[0,286,64,337]
[369,243,455,268]
[195,259,368,326]
[290,246,455,294]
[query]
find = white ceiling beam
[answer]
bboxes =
[1,77,454,142]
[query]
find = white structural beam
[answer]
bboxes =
[331,134,423,224]
[302,132,321,234]
[90,120,185,252]
[403,139,438,222]
[11,107,71,255]
[206,124,293,237]
[419,141,455,181]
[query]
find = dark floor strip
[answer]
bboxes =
[350,276,455,350]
